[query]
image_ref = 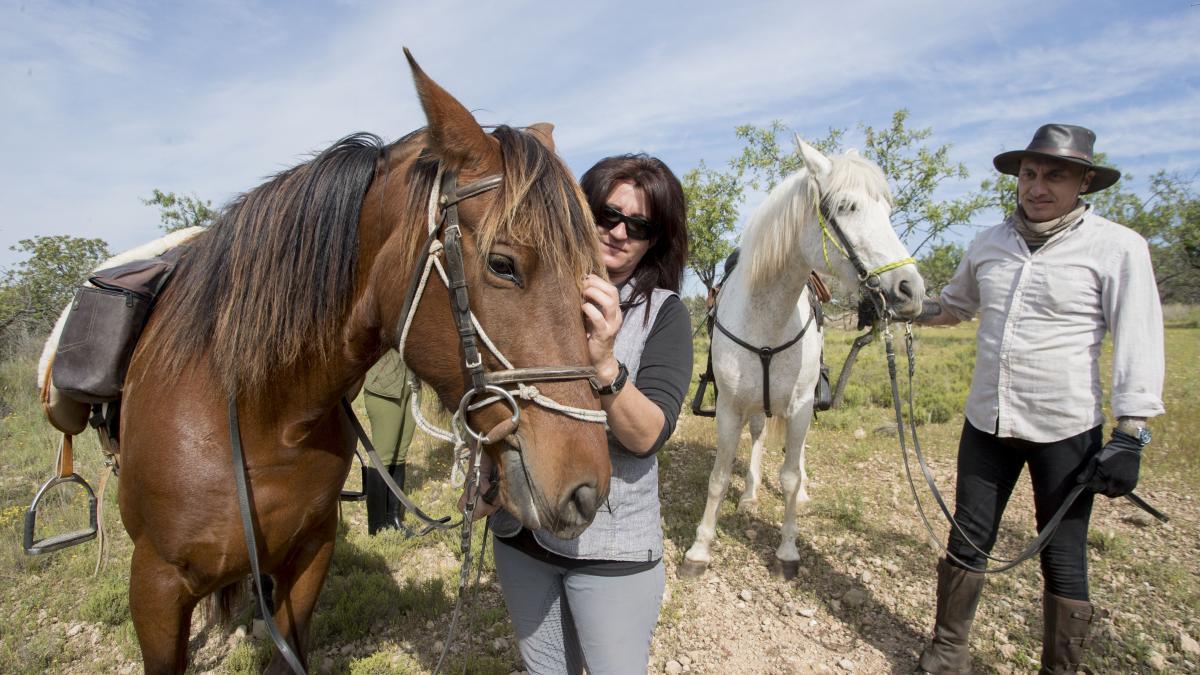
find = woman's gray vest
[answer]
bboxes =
[491,284,676,562]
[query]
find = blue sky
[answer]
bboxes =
[3,1,1198,276]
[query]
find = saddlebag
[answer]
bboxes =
[52,257,177,403]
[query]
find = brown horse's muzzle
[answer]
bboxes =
[498,430,609,540]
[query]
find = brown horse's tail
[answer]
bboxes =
[204,579,249,628]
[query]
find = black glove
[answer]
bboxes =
[1078,429,1143,498]
[856,296,880,330]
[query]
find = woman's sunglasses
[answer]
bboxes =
[596,205,654,241]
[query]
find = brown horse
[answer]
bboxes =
[116,52,611,673]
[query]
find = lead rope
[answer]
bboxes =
[885,320,1087,573]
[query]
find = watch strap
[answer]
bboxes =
[591,362,628,396]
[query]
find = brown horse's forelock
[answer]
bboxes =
[143,127,597,397]
[477,126,601,283]
[144,133,385,395]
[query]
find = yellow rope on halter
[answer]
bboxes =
[817,208,916,277]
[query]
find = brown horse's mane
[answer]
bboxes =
[142,126,599,396]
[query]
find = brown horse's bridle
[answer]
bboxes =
[394,166,607,446]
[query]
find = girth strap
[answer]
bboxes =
[714,314,813,417]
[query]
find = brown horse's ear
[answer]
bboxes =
[526,123,556,151]
[404,48,498,170]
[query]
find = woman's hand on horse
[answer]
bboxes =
[582,274,622,382]
[457,452,500,521]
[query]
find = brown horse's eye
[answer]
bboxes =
[487,254,522,287]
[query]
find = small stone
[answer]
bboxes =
[492,637,508,652]
[999,643,1017,658]
[321,657,335,671]
[340,644,354,656]
[830,599,841,612]
[883,561,898,574]
[838,657,855,671]
[1180,632,1200,656]
[860,570,873,584]
[665,659,683,674]
[433,640,444,654]
[252,620,267,641]
[735,601,746,609]
[799,607,817,618]
[678,655,692,667]
[1125,513,1154,527]
[843,588,868,608]
[781,602,796,616]
[66,623,83,638]
[745,529,758,541]
[853,428,866,440]
[1147,651,1167,671]
[739,589,753,602]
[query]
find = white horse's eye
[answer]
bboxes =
[840,202,858,214]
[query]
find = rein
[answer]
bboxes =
[879,318,1168,574]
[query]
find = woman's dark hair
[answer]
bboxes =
[579,154,688,314]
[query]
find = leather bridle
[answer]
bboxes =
[394,166,607,446]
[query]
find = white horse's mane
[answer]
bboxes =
[742,152,891,290]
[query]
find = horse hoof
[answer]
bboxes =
[770,559,800,580]
[678,558,709,579]
[737,498,758,513]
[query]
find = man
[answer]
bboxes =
[915,124,1164,673]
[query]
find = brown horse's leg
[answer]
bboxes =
[129,541,201,674]
[263,524,336,674]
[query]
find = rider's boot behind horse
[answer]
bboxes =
[1040,592,1097,674]
[366,462,407,535]
[917,558,985,674]
[386,462,407,530]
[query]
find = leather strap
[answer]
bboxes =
[714,314,813,418]
[228,396,307,674]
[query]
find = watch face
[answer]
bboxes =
[1137,427,1152,445]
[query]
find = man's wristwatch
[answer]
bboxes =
[1116,418,1152,446]
[591,362,629,396]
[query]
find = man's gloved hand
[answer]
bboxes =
[856,296,881,330]
[1078,429,1144,498]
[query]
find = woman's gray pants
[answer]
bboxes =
[493,539,665,674]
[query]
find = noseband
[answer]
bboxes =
[394,166,606,445]
[812,191,915,318]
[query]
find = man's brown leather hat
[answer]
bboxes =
[993,123,1121,194]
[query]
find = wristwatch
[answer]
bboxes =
[1116,418,1152,446]
[591,362,629,396]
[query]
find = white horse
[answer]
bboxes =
[680,138,925,579]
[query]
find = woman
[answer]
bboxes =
[468,154,692,674]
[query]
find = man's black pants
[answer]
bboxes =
[946,421,1102,600]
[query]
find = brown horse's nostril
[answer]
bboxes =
[570,483,600,521]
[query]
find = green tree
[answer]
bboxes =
[0,235,110,347]
[683,161,743,291]
[917,242,964,296]
[731,111,989,255]
[142,189,217,233]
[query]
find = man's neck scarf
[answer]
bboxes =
[1014,201,1089,247]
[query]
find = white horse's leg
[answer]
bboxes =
[797,439,810,503]
[738,413,766,512]
[773,402,814,579]
[680,400,744,578]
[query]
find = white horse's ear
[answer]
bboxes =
[846,148,859,157]
[795,134,833,179]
